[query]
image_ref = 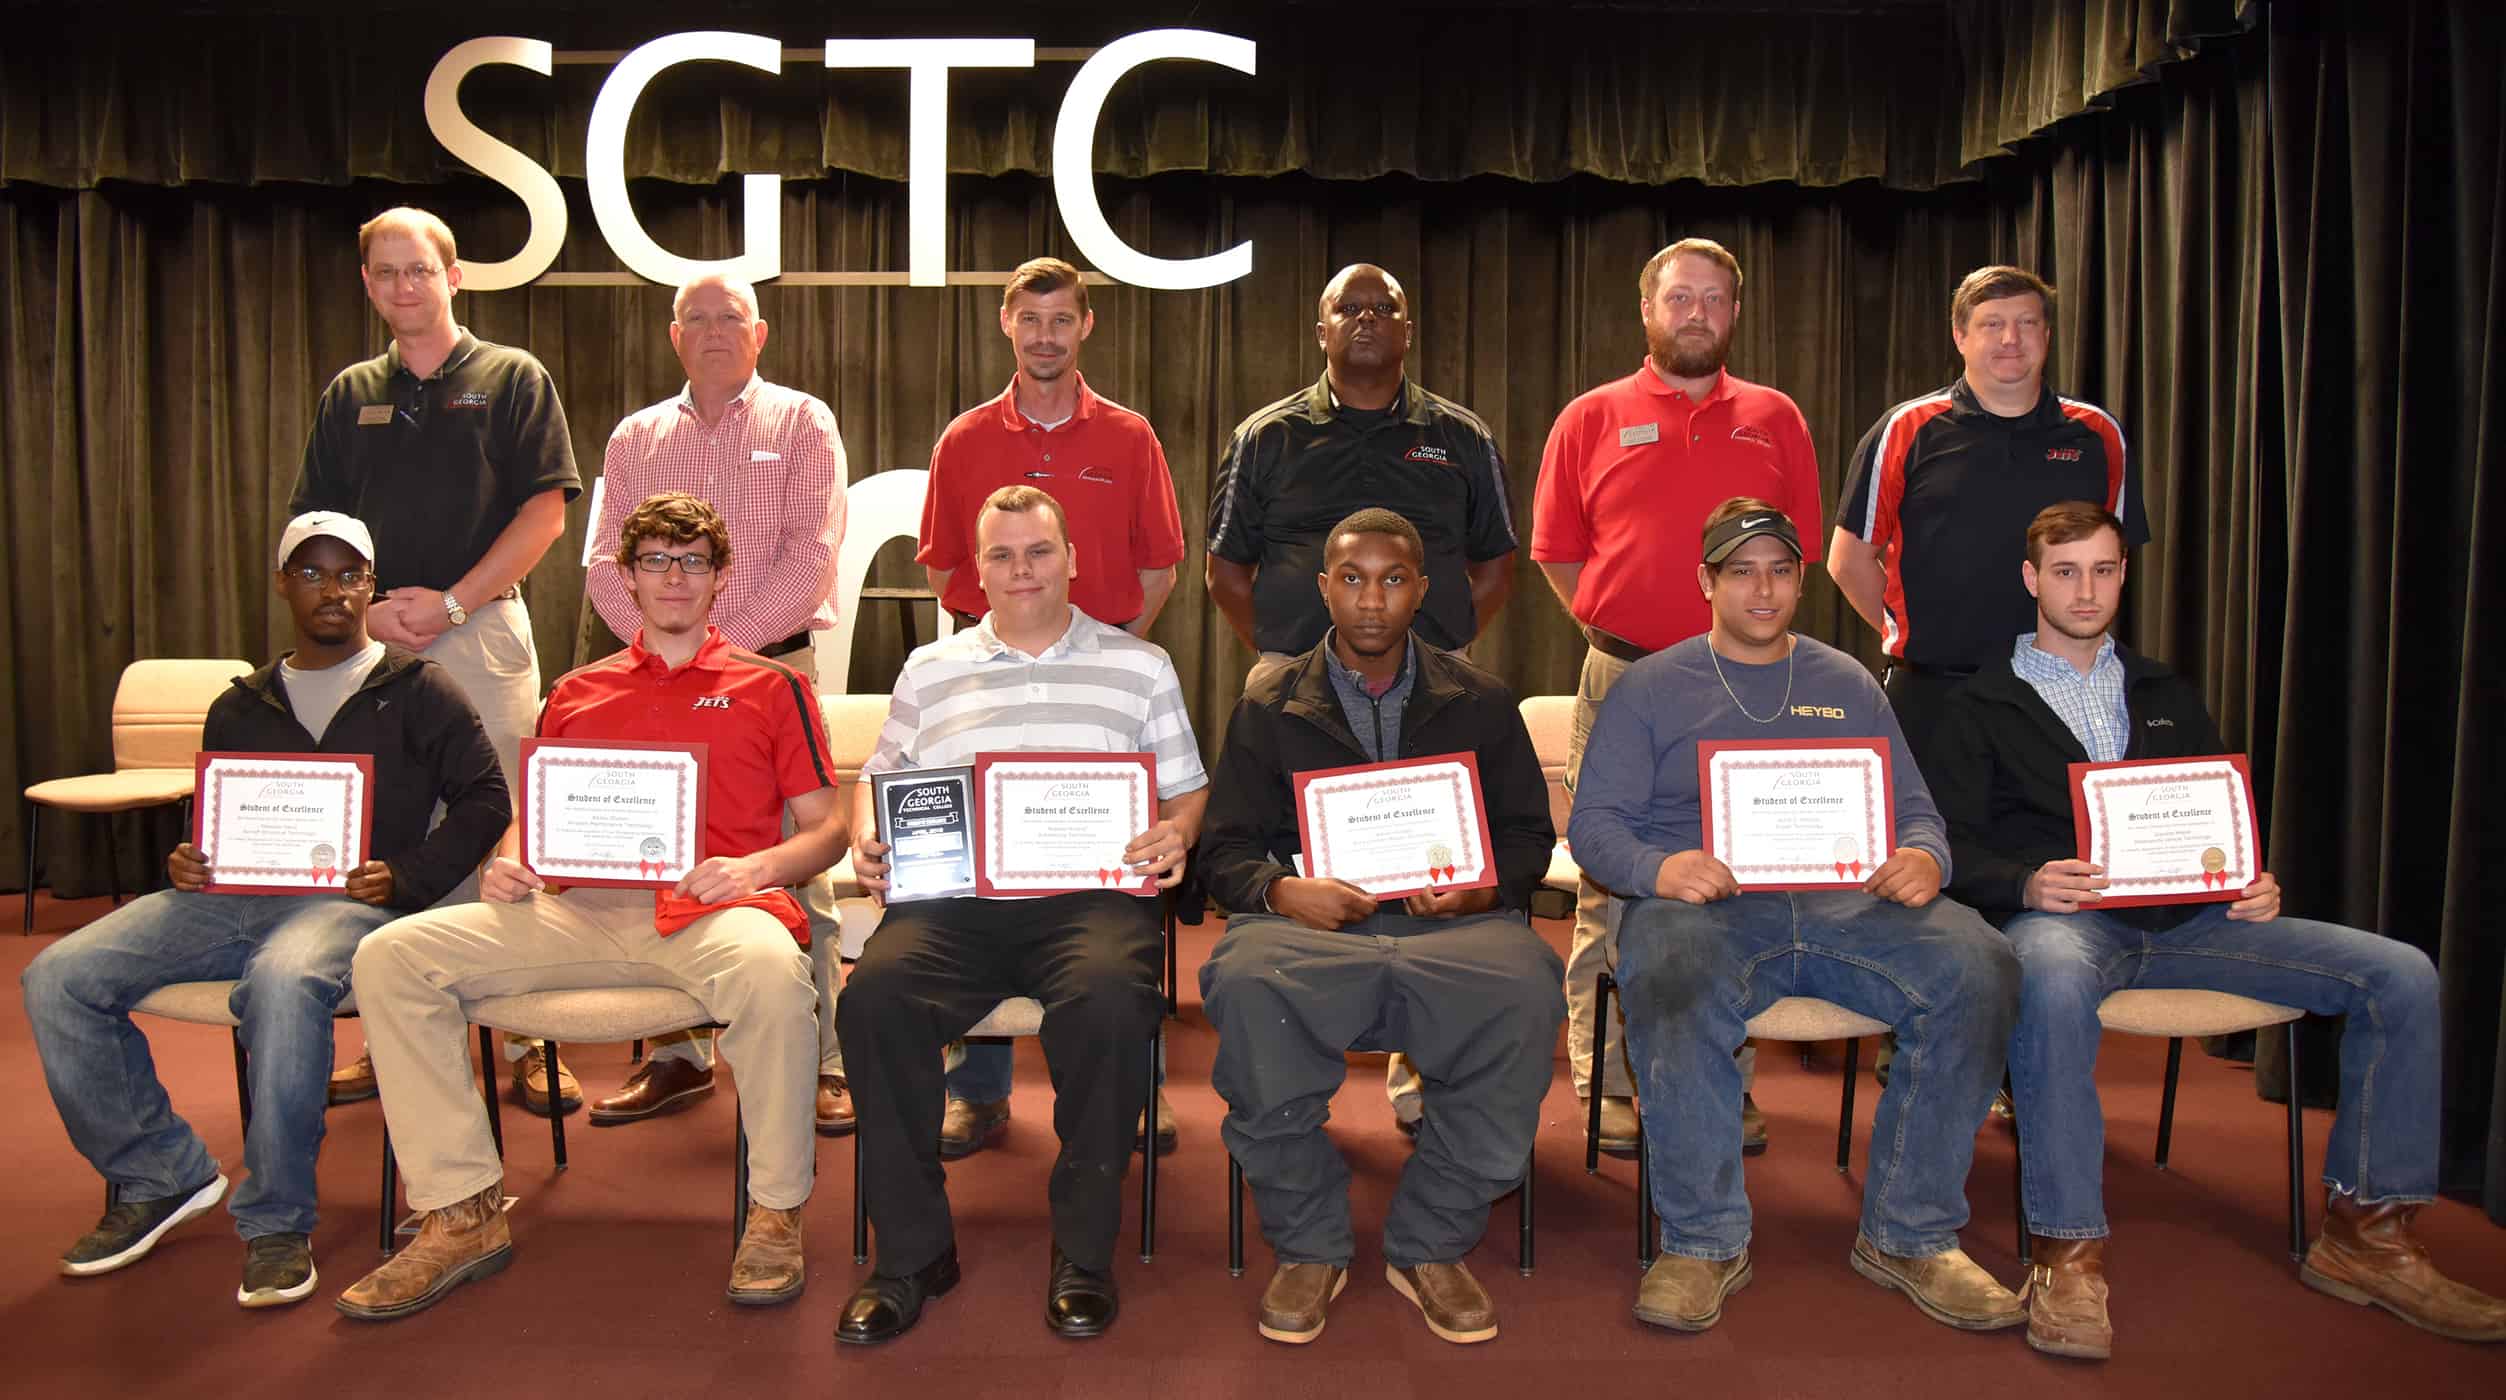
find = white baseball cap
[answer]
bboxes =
[276,511,377,570]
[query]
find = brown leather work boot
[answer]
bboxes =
[335,1183,511,1321]
[327,1051,377,1106]
[2024,1236,2113,1359]
[1257,1261,1348,1344]
[2300,1193,2506,1342]
[1584,1095,1640,1157]
[938,1097,1010,1159]
[816,1074,857,1136]
[725,1205,805,1306]
[512,1043,581,1117]
[1386,1260,1498,1344]
[1633,1250,1753,1332]
[1848,1234,2026,1330]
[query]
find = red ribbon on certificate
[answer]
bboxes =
[638,860,667,878]
[1833,860,1862,879]
[309,865,338,883]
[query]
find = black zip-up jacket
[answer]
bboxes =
[1930,642,2230,932]
[1201,634,1554,917]
[210,647,510,910]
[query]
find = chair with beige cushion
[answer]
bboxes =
[1517,696,1579,920]
[23,658,251,931]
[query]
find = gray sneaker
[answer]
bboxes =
[60,1174,228,1277]
[238,1232,317,1308]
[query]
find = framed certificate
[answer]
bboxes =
[975,753,1159,897]
[194,752,375,895]
[1291,752,1497,900]
[2070,755,2260,908]
[1697,738,1895,890]
[873,765,977,903]
[519,738,707,889]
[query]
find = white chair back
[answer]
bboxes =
[817,468,956,695]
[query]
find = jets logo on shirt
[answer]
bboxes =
[1404,445,1453,465]
[692,695,732,711]
[1729,424,1776,449]
[2046,447,2083,462]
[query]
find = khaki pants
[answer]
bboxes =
[353,887,819,1211]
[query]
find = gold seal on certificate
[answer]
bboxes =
[1696,739,1896,889]
[975,752,1159,897]
[1291,752,1497,899]
[2069,755,2260,907]
[193,752,375,895]
[519,738,708,889]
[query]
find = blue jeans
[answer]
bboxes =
[22,890,391,1239]
[2005,904,2440,1237]
[1616,890,2018,1260]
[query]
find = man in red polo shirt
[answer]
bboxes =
[337,491,844,1320]
[916,255,1188,1157]
[1531,238,1824,1156]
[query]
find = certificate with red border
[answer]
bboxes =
[1291,752,1497,900]
[2069,754,2259,908]
[194,752,375,895]
[1697,738,1894,890]
[520,738,708,889]
[974,752,1158,897]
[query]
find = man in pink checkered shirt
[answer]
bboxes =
[584,272,850,1127]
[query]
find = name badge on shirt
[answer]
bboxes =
[750,450,781,462]
[1619,422,1660,447]
[357,404,394,427]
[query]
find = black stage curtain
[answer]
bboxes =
[7,0,2503,1216]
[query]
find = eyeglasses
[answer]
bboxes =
[367,263,444,288]
[633,551,717,575]
[283,566,376,592]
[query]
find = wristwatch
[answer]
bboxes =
[443,591,469,628]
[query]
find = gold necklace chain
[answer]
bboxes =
[1708,634,1796,723]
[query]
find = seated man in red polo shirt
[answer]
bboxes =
[335,491,845,1320]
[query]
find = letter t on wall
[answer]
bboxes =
[825,39,1038,287]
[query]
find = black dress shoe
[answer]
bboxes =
[834,1246,960,1346]
[1046,1246,1119,1337]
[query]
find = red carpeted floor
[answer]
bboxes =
[5,892,2502,1397]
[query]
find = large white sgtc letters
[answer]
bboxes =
[425,29,1257,291]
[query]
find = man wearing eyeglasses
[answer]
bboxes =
[581,273,851,1132]
[290,206,583,1115]
[23,511,509,1309]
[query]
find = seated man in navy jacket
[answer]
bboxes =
[1931,501,2506,1357]
[23,511,508,1309]
[1200,508,1563,1347]
[1570,497,2021,1337]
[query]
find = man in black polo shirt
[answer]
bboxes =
[290,206,583,1112]
[1205,262,1521,1131]
[1827,265,2149,776]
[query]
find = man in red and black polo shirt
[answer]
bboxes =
[1531,237,1824,1155]
[338,492,845,1321]
[1829,265,2150,778]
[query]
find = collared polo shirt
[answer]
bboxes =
[863,605,1207,802]
[588,374,849,652]
[1207,374,1517,655]
[292,330,581,592]
[918,373,1185,627]
[1837,378,2149,666]
[1531,364,1824,652]
[2010,631,2130,762]
[537,626,835,862]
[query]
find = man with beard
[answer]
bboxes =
[1530,238,1823,1157]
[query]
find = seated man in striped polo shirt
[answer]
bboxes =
[835,485,1207,1345]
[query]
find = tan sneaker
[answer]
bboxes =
[726,1205,805,1306]
[1386,1260,1498,1344]
[1257,1261,1348,1344]
[1585,1095,1640,1156]
[2023,1236,2113,1358]
[1848,1234,2026,1330]
[1633,1249,1753,1332]
[327,1052,377,1106]
[335,1183,511,1321]
[511,1044,581,1117]
[2300,1195,2506,1342]
[815,1075,857,1137]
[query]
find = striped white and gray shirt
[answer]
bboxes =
[864,604,1208,799]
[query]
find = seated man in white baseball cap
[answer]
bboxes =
[22,510,509,1308]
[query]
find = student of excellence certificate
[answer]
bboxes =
[1291,752,1497,900]
[975,752,1159,897]
[520,739,707,889]
[1697,739,1895,890]
[2069,755,2260,907]
[194,752,375,895]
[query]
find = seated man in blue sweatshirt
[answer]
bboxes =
[1569,497,2021,1336]
[23,511,508,1309]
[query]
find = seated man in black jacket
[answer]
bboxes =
[1200,508,1563,1348]
[1933,501,2506,1358]
[22,511,508,1308]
